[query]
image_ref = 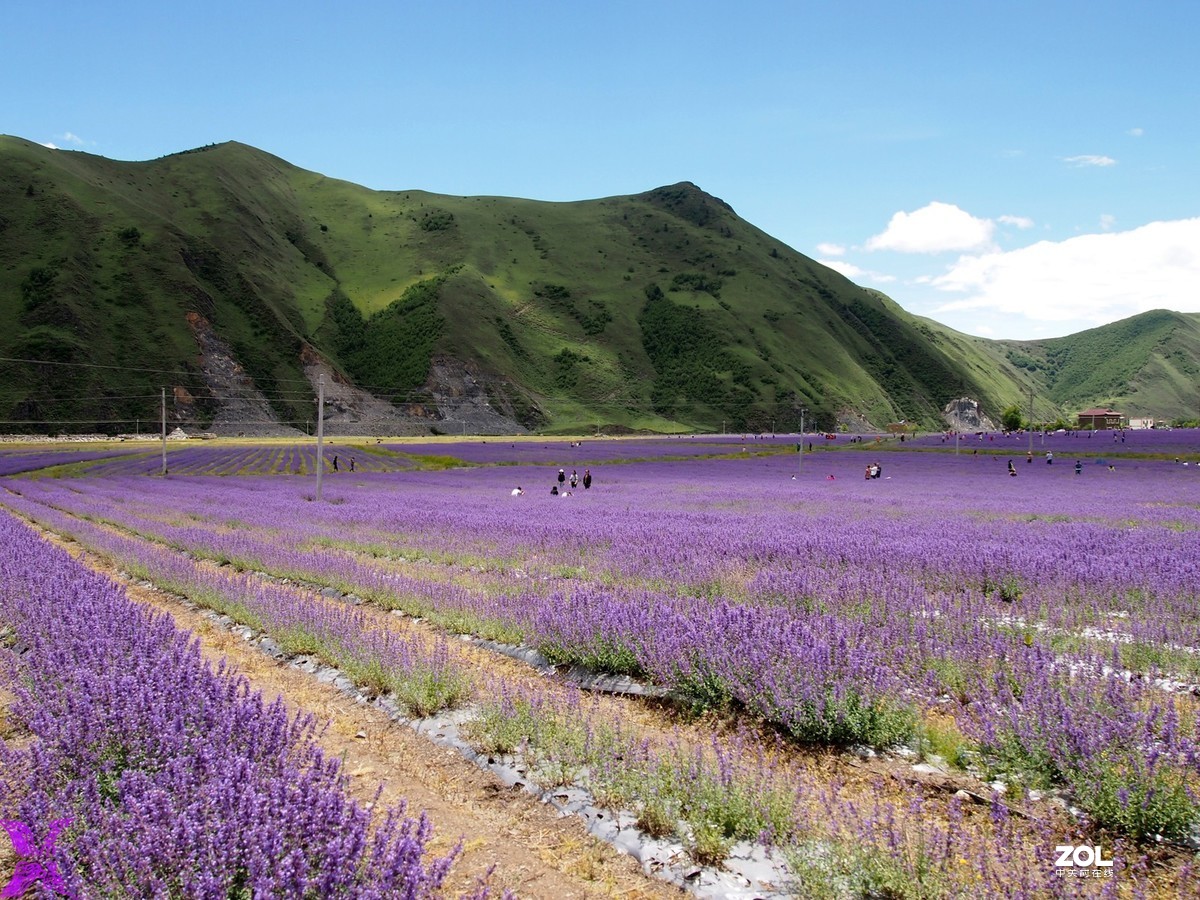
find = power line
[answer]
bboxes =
[1,389,317,404]
[0,355,501,399]
[0,355,315,385]
[1,393,164,403]
[0,355,195,378]
[0,420,160,426]
[0,419,309,426]
[0,358,810,418]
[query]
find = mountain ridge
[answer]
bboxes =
[1,135,1195,435]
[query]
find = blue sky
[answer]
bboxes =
[4,1,1198,339]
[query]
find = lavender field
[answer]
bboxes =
[0,508,470,897]
[2,430,1200,897]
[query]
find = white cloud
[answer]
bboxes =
[815,242,846,257]
[818,259,896,284]
[865,202,995,254]
[929,218,1200,327]
[1063,155,1117,167]
[997,215,1034,229]
[42,132,89,150]
[821,259,863,278]
[1127,127,1144,137]
[1099,213,1116,231]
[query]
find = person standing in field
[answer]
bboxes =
[349,457,356,472]
[1008,460,1017,477]
[570,469,578,489]
[332,455,339,472]
[1045,451,1053,465]
[558,468,566,487]
[582,469,592,489]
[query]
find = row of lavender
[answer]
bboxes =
[6,448,1200,843]
[905,427,1200,458]
[78,436,777,477]
[0,449,133,477]
[5,472,1181,893]
[10,450,1200,672]
[14,425,1196,479]
[82,443,417,478]
[23,451,1200,642]
[0,510,470,897]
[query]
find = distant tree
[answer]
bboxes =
[1001,404,1024,432]
[20,264,59,310]
[419,211,455,232]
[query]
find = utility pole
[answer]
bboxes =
[1028,384,1034,458]
[315,375,326,501]
[160,388,167,476]
[798,407,807,475]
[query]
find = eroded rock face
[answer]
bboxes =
[298,351,527,437]
[299,346,428,437]
[184,313,527,436]
[423,356,528,436]
[836,408,877,434]
[943,397,996,432]
[185,312,303,437]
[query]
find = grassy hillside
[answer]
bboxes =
[0,138,317,431]
[286,172,1024,432]
[2,136,1194,434]
[999,310,1200,421]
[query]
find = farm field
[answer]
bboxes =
[2,429,1200,897]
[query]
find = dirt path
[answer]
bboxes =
[41,535,679,900]
[0,682,29,879]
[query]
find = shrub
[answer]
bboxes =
[1072,753,1198,843]
[784,690,916,750]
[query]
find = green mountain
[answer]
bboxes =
[998,311,1200,423]
[0,136,1193,435]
